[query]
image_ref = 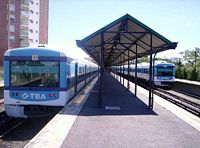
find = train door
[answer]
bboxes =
[75,62,78,93]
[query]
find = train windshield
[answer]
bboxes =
[157,66,173,76]
[10,61,59,87]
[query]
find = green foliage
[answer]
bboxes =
[183,67,188,79]
[138,56,148,63]
[175,65,183,78]
[189,68,197,81]
[176,47,200,81]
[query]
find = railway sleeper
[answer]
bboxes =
[156,91,200,116]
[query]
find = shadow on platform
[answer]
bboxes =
[73,73,157,116]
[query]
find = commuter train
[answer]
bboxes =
[4,46,98,118]
[113,61,175,86]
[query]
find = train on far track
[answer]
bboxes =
[4,45,98,118]
[113,61,175,86]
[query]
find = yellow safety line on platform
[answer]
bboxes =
[25,77,98,148]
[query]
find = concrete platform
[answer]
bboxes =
[176,78,200,86]
[26,73,200,148]
[175,78,200,97]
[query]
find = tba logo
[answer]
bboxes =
[21,93,46,100]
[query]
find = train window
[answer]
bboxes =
[144,69,148,74]
[157,66,173,76]
[66,63,71,77]
[10,61,59,87]
[79,66,85,74]
[79,67,82,74]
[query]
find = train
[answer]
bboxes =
[4,46,98,118]
[113,61,175,86]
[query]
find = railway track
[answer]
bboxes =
[118,73,200,117]
[0,111,24,139]
[154,88,200,116]
[0,86,24,139]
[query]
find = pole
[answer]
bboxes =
[149,33,153,109]
[135,44,138,96]
[120,56,121,83]
[98,32,104,108]
[123,54,124,86]
[151,53,157,109]
[127,49,130,89]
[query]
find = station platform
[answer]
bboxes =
[175,78,200,97]
[176,78,200,86]
[26,73,200,148]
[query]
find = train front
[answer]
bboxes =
[154,63,175,86]
[4,47,67,118]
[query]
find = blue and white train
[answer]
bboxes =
[113,61,175,86]
[4,46,98,118]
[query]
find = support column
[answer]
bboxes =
[123,54,124,86]
[98,32,104,108]
[151,53,157,109]
[98,65,100,79]
[120,56,121,83]
[149,33,153,109]
[85,65,87,86]
[135,44,138,96]
[127,49,130,89]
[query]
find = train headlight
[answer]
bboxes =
[48,94,57,97]
[12,92,21,96]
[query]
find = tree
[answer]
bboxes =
[174,58,183,79]
[183,67,187,79]
[179,47,200,81]
[187,67,197,81]
[180,47,200,66]
[138,56,148,63]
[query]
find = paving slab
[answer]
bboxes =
[61,73,200,148]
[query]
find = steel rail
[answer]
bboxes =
[0,112,24,139]
[117,73,200,117]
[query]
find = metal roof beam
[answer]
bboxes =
[118,43,136,54]
[108,42,136,66]
[108,34,144,65]
[119,18,128,32]
[121,33,149,51]
[105,31,148,34]
[108,34,152,66]
[104,29,128,66]
[129,33,151,48]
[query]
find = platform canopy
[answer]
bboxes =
[76,14,177,66]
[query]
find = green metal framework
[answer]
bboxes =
[76,14,178,109]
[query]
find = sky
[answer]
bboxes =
[48,0,200,59]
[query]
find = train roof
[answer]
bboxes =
[120,61,174,68]
[4,45,97,66]
[4,46,66,56]
[135,62,175,68]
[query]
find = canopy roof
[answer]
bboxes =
[76,14,177,66]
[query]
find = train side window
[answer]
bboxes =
[79,67,81,74]
[66,63,71,77]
